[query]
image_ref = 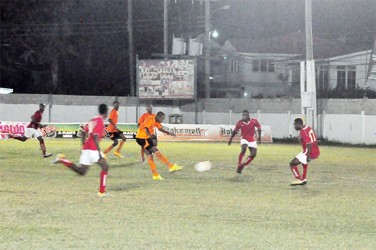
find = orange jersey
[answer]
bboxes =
[107,108,118,132]
[136,116,162,139]
[138,112,155,125]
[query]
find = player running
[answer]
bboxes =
[137,104,155,162]
[136,111,183,180]
[52,104,112,197]
[103,101,127,158]
[228,110,262,174]
[289,118,320,186]
[5,103,52,158]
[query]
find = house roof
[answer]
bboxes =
[226,31,372,59]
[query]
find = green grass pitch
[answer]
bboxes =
[1,139,375,249]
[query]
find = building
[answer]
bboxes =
[210,32,375,98]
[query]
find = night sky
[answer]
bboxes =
[1,0,375,96]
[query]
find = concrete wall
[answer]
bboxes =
[1,95,376,144]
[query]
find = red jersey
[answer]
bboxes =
[27,110,43,129]
[300,126,320,158]
[233,118,261,142]
[83,116,105,150]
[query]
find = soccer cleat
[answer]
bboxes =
[290,179,307,186]
[103,153,108,160]
[43,153,53,158]
[113,151,124,158]
[169,164,183,173]
[51,154,65,164]
[152,175,164,181]
[98,192,113,198]
[140,157,145,163]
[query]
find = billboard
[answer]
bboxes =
[156,124,273,143]
[137,59,195,99]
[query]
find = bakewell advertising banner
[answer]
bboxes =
[156,124,273,143]
[1,122,273,142]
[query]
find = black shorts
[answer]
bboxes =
[109,131,124,140]
[136,138,155,151]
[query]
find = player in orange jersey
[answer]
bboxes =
[137,104,154,162]
[136,111,183,180]
[103,101,127,158]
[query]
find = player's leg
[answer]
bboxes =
[114,132,126,158]
[52,154,90,176]
[240,146,257,169]
[97,158,112,197]
[236,143,248,174]
[289,154,307,186]
[136,138,162,179]
[150,145,183,173]
[36,135,52,158]
[140,147,145,162]
[301,163,308,181]
[7,134,28,141]
[103,133,118,156]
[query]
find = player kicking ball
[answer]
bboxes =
[52,104,112,197]
[136,111,183,180]
[228,110,261,174]
[103,101,127,159]
[289,118,320,186]
[137,104,155,163]
[5,103,52,158]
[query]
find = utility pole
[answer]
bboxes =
[204,0,211,98]
[304,0,317,131]
[164,0,169,59]
[128,0,135,96]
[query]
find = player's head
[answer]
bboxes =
[146,104,153,114]
[113,100,120,110]
[294,118,304,131]
[99,104,109,119]
[155,111,165,123]
[39,103,47,112]
[242,110,250,121]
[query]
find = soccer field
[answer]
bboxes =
[1,139,375,249]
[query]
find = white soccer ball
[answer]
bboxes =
[194,161,212,172]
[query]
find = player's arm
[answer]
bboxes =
[158,127,176,137]
[80,130,87,146]
[257,127,262,144]
[108,118,118,131]
[306,143,312,162]
[93,134,102,159]
[228,125,239,145]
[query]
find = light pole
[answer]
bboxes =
[204,2,230,99]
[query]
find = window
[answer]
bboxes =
[230,60,239,73]
[252,59,275,72]
[337,66,356,89]
[317,65,329,91]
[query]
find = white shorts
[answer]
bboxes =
[295,152,308,164]
[79,150,100,166]
[240,139,258,148]
[24,128,42,138]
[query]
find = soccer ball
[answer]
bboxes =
[194,161,212,172]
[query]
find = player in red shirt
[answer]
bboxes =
[228,110,262,174]
[52,104,112,197]
[289,118,320,186]
[5,103,52,158]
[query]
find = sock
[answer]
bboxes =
[238,153,245,166]
[99,170,107,193]
[237,164,245,173]
[147,155,159,176]
[60,159,74,168]
[155,151,174,168]
[301,164,308,180]
[243,156,254,167]
[103,145,114,154]
[141,148,145,158]
[291,166,301,179]
[40,141,46,155]
[116,140,125,153]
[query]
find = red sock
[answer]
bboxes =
[238,153,245,166]
[40,141,46,155]
[243,156,254,167]
[301,164,308,180]
[59,159,74,168]
[99,171,107,193]
[291,166,301,179]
